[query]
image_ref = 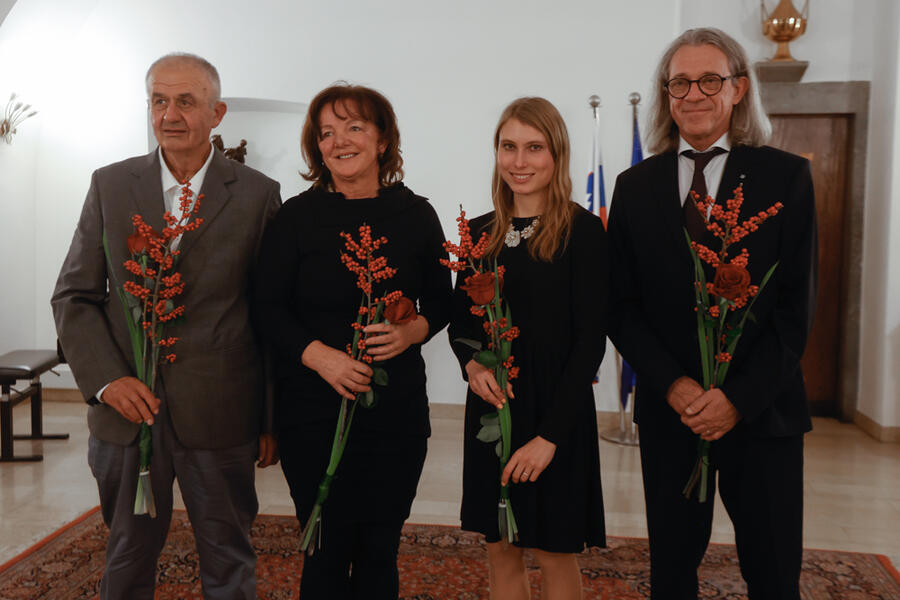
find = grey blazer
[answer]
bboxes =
[52,149,281,449]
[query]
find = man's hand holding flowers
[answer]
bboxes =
[682,388,741,442]
[666,376,704,416]
[302,340,373,401]
[101,376,161,425]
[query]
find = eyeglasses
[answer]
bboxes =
[664,73,745,99]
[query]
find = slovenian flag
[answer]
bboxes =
[618,106,643,407]
[586,113,607,228]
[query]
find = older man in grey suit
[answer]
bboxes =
[52,53,281,599]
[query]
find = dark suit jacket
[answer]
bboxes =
[607,145,817,437]
[52,148,281,449]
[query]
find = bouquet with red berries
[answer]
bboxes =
[102,182,203,517]
[299,223,413,554]
[683,183,783,502]
[442,207,521,543]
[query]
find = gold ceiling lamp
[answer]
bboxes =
[0,93,38,144]
[756,0,810,82]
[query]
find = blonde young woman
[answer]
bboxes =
[448,97,608,599]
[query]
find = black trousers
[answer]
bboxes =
[639,419,804,600]
[280,427,428,600]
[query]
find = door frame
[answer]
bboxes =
[760,81,870,422]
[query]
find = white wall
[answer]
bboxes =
[854,0,900,431]
[0,0,895,423]
[858,0,900,430]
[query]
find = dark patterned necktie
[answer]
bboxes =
[682,147,727,240]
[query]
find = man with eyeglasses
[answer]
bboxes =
[608,28,817,600]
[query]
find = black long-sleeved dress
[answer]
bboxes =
[254,182,451,523]
[448,205,608,552]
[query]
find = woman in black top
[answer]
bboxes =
[448,97,608,599]
[254,84,451,600]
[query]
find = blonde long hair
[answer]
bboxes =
[486,97,574,262]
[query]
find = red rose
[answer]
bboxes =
[127,227,161,255]
[712,264,751,300]
[384,296,417,324]
[461,272,501,306]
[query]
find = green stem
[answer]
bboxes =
[102,233,144,379]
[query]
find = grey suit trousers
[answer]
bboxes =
[88,389,259,600]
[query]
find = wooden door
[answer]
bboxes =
[767,114,850,417]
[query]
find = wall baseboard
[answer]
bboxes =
[854,410,900,442]
[44,388,83,402]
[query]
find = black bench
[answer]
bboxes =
[0,349,70,462]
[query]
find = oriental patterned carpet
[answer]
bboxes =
[2,508,899,599]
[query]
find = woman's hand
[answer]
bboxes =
[301,340,373,400]
[363,316,429,361]
[465,359,514,410]
[501,436,557,485]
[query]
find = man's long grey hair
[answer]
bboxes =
[645,28,771,154]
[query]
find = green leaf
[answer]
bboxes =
[372,367,388,386]
[125,292,140,308]
[474,350,499,368]
[453,337,483,351]
[144,277,155,289]
[373,299,386,323]
[499,339,511,361]
[131,306,143,325]
[476,424,501,443]
[360,388,377,409]
[725,327,741,344]
[746,311,757,324]
[495,440,503,458]
[479,412,499,427]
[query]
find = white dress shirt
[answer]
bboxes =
[97,145,215,403]
[677,132,731,207]
[159,145,213,220]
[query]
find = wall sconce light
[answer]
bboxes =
[1,93,37,144]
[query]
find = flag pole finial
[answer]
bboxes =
[588,95,601,119]
[629,92,641,121]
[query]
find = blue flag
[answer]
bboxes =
[631,113,643,165]
[619,110,643,407]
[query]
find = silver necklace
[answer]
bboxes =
[504,216,540,247]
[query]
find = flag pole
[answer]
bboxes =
[627,92,641,444]
[600,92,641,447]
[588,94,602,223]
[629,91,641,123]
